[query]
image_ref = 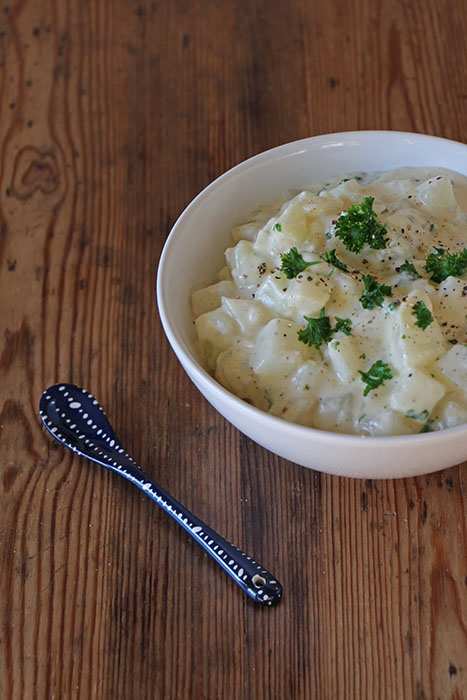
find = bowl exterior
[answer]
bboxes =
[157,131,467,478]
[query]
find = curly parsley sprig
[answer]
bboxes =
[298,309,353,349]
[280,246,352,281]
[399,260,421,279]
[359,360,393,397]
[334,318,353,336]
[424,247,467,283]
[280,247,321,279]
[334,196,387,253]
[411,300,433,330]
[359,274,393,309]
[298,309,334,349]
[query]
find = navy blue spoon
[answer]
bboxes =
[39,383,282,606]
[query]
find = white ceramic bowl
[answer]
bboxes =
[157,131,467,479]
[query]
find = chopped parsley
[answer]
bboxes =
[334,196,387,253]
[298,309,353,349]
[359,274,393,309]
[273,222,282,232]
[359,360,393,397]
[412,300,433,330]
[406,409,430,421]
[264,389,273,409]
[334,317,353,336]
[425,247,467,283]
[298,308,333,349]
[323,249,349,271]
[420,423,434,433]
[280,247,321,278]
[399,259,421,279]
[388,300,401,312]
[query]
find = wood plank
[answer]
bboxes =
[0,0,465,698]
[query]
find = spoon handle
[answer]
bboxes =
[39,386,282,606]
[122,465,282,606]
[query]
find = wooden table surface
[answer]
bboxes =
[1,1,466,698]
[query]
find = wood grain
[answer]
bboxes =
[0,0,466,698]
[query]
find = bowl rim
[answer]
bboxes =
[157,130,467,452]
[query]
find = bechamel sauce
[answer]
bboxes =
[192,168,467,436]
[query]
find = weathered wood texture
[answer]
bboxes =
[0,0,466,698]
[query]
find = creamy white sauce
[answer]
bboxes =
[192,168,467,436]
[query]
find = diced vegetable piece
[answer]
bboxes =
[225,240,268,292]
[255,274,291,318]
[389,290,445,369]
[221,297,273,335]
[436,345,467,390]
[328,178,363,205]
[328,335,359,382]
[251,318,307,378]
[195,308,238,371]
[390,370,445,416]
[276,200,308,243]
[285,274,333,320]
[414,176,458,218]
[192,281,237,317]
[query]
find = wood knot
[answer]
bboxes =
[11,146,60,200]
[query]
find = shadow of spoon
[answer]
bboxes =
[39,383,283,606]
